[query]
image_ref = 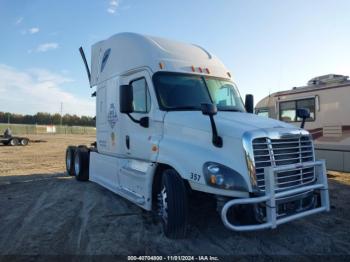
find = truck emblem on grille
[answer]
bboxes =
[107,103,118,129]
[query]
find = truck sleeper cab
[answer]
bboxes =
[66,33,330,238]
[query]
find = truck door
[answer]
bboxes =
[117,71,162,205]
[119,71,161,162]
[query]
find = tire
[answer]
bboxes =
[158,169,188,239]
[9,138,19,146]
[65,146,77,176]
[74,147,89,181]
[20,138,29,146]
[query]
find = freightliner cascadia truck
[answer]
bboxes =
[66,33,330,239]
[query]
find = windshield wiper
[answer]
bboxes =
[165,106,201,111]
[217,108,242,112]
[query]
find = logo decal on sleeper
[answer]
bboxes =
[107,103,118,129]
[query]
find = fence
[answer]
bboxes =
[0,123,96,135]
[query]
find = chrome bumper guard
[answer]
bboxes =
[221,160,330,231]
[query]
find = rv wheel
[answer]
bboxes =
[74,147,89,181]
[158,169,188,239]
[9,138,19,146]
[65,146,77,176]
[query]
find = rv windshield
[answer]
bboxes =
[153,72,245,112]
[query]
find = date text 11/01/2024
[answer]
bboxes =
[127,256,219,261]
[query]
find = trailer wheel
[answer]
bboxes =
[158,169,188,239]
[74,147,89,181]
[9,138,19,146]
[20,138,29,146]
[65,146,77,176]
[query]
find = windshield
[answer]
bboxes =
[153,72,245,112]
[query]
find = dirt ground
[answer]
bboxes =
[0,135,350,259]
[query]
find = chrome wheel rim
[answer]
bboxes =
[158,186,168,224]
[74,153,80,176]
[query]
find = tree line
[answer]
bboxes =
[0,112,95,127]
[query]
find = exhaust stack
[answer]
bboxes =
[79,46,91,87]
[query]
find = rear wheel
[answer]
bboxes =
[20,138,29,146]
[65,146,77,176]
[74,147,89,181]
[158,169,188,239]
[9,138,19,146]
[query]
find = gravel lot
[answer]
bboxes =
[0,135,349,259]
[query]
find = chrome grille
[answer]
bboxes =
[253,136,315,191]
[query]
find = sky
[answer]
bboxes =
[0,0,349,116]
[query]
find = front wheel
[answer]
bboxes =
[158,169,188,239]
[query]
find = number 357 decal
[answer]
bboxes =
[190,172,201,182]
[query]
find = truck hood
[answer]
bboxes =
[163,111,298,139]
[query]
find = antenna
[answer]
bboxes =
[79,46,91,87]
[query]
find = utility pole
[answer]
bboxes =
[60,102,63,126]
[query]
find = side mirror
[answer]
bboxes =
[296,108,310,129]
[245,94,254,113]
[119,85,133,113]
[296,108,310,119]
[119,84,149,128]
[201,103,217,116]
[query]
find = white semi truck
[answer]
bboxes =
[66,33,330,238]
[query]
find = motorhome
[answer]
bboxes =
[256,74,350,172]
[66,33,329,238]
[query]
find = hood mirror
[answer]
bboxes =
[201,103,222,148]
[201,103,217,116]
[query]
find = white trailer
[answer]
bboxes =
[255,74,350,172]
[66,33,329,238]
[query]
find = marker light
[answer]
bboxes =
[152,145,158,152]
[227,72,231,78]
[206,68,210,74]
[159,62,164,69]
[210,174,224,186]
[198,67,203,73]
[191,65,195,72]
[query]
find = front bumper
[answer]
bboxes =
[221,160,330,231]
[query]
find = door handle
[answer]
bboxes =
[125,135,130,149]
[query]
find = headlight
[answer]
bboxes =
[203,162,248,191]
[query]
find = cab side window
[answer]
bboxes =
[130,78,151,113]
